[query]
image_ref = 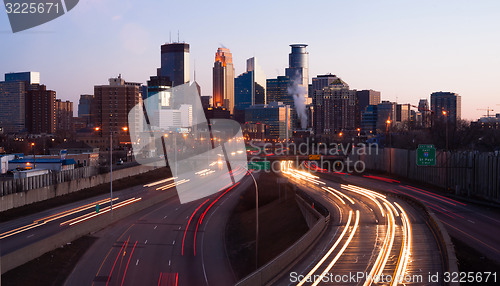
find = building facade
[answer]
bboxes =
[285,44,309,97]
[26,85,56,134]
[245,102,291,140]
[430,92,461,124]
[313,77,356,136]
[160,43,190,87]
[213,48,235,113]
[56,99,74,132]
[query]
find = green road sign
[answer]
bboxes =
[248,161,270,171]
[416,144,436,166]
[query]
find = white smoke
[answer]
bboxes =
[288,76,308,129]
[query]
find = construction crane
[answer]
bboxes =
[477,107,495,117]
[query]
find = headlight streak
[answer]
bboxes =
[391,202,413,286]
[296,211,354,286]
[60,197,142,226]
[0,197,120,240]
[321,186,345,205]
[326,187,355,205]
[143,177,176,187]
[310,210,360,286]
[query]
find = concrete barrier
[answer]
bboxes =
[235,194,329,286]
[1,188,176,275]
[0,164,161,212]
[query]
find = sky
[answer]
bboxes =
[1,0,499,120]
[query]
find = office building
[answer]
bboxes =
[213,47,235,113]
[245,102,291,140]
[361,105,378,133]
[430,92,461,124]
[26,85,56,134]
[356,90,381,113]
[91,75,141,149]
[56,99,74,132]
[160,43,190,87]
[396,103,411,123]
[285,44,309,97]
[377,101,396,131]
[266,76,292,106]
[78,94,94,125]
[418,99,431,128]
[0,72,40,133]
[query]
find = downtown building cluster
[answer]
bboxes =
[0,41,465,153]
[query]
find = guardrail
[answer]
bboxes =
[235,193,330,286]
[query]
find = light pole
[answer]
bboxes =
[443,110,448,191]
[386,120,392,173]
[247,170,259,270]
[31,142,36,169]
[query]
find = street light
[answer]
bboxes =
[31,142,36,169]
[108,126,129,213]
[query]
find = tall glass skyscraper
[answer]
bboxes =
[285,44,309,97]
[160,43,190,87]
[213,48,235,114]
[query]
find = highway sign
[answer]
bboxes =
[417,144,436,166]
[308,154,321,160]
[248,161,270,171]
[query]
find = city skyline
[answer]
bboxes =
[1,0,499,120]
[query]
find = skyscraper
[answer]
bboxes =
[213,47,235,113]
[285,44,309,97]
[26,85,56,134]
[313,77,356,135]
[266,76,292,106]
[430,92,461,124]
[78,94,94,125]
[160,43,190,87]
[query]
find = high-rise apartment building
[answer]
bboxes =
[56,99,74,132]
[213,47,235,113]
[285,44,309,97]
[92,75,141,149]
[26,85,56,134]
[430,92,461,124]
[160,43,190,87]
[313,77,356,136]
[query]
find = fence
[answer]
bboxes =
[0,166,99,196]
[349,148,500,202]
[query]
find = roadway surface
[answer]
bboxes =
[276,161,443,286]
[332,170,500,265]
[64,170,254,286]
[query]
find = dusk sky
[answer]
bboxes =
[1,0,499,120]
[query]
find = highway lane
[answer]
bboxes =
[334,171,500,265]
[65,168,253,286]
[277,161,442,285]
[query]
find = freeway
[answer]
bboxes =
[64,168,253,286]
[339,172,500,265]
[276,161,443,286]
